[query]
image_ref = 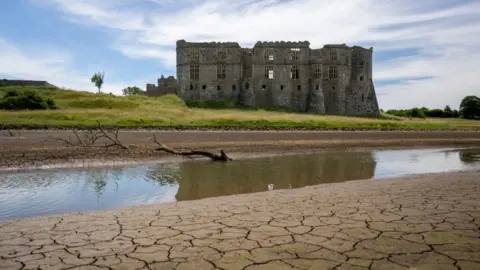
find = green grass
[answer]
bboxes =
[0,85,479,130]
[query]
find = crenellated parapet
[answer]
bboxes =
[176,39,241,48]
[253,41,310,48]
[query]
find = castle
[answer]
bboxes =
[146,40,380,116]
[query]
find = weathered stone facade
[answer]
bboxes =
[150,40,380,116]
[145,75,177,97]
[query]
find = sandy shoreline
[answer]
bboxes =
[1,170,479,269]
[1,130,480,171]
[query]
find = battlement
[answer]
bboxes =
[253,41,310,48]
[176,39,241,48]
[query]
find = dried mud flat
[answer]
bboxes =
[0,170,479,269]
[1,130,480,171]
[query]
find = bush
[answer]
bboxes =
[410,108,426,118]
[0,88,57,110]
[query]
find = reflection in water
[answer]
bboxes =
[175,152,375,201]
[459,149,480,164]
[0,147,479,220]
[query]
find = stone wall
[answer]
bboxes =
[0,79,52,87]
[149,40,380,117]
[145,75,178,97]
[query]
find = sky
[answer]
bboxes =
[0,0,479,110]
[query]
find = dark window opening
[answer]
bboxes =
[297,85,301,91]
[262,84,266,90]
[202,85,206,90]
[332,86,336,91]
[245,83,249,89]
[330,49,338,61]
[313,64,321,79]
[217,85,221,91]
[315,84,319,90]
[217,64,226,79]
[362,94,364,102]
[217,48,226,61]
[280,85,284,90]
[359,75,364,82]
[291,65,299,79]
[328,65,338,79]
[232,84,236,91]
[190,84,193,90]
[190,64,199,80]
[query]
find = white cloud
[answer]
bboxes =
[19,0,480,109]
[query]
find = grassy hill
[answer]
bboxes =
[0,85,479,130]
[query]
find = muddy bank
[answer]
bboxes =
[1,136,480,171]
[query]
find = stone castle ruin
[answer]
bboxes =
[146,40,380,116]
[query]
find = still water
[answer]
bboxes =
[1,147,479,220]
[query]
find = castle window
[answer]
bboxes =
[262,84,266,90]
[190,84,193,90]
[232,84,236,91]
[358,60,364,67]
[217,64,226,79]
[217,85,221,91]
[315,84,319,90]
[202,84,206,90]
[330,49,338,61]
[328,65,337,79]
[297,85,301,91]
[245,83,249,89]
[332,86,336,91]
[190,64,199,80]
[265,65,274,79]
[217,48,226,61]
[362,94,364,102]
[190,48,199,61]
[280,85,284,90]
[290,48,300,61]
[359,75,364,82]
[291,65,299,79]
[314,64,322,79]
[264,49,275,61]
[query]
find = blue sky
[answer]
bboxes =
[1,0,479,110]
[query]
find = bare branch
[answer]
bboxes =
[96,121,128,149]
[151,134,232,162]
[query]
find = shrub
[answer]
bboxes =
[0,88,57,110]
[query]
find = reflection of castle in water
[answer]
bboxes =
[173,151,377,201]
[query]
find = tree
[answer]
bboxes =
[122,86,145,96]
[443,105,453,118]
[459,95,480,119]
[91,71,105,93]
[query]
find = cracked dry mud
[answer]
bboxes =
[0,170,479,270]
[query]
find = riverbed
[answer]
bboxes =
[1,147,479,221]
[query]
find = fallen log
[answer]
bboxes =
[151,135,232,162]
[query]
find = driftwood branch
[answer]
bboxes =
[44,122,232,161]
[151,134,232,162]
[44,122,127,149]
